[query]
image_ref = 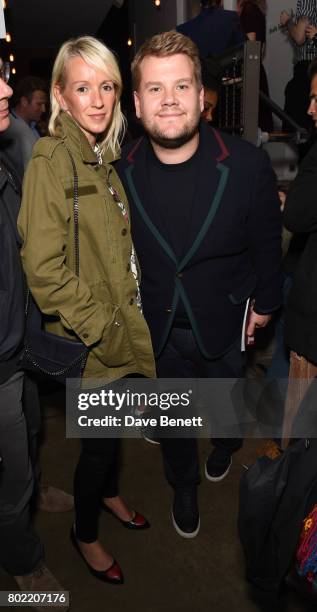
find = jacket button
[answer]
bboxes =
[83,333,89,338]
[121,228,127,236]
[165,308,172,313]
[176,272,183,278]
[129,298,134,305]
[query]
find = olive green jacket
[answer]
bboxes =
[18,112,156,380]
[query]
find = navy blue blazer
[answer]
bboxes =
[176,7,245,57]
[115,123,282,359]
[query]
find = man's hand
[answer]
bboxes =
[280,10,292,26]
[306,24,317,39]
[278,190,286,212]
[246,310,272,343]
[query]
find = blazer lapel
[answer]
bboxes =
[123,126,230,270]
[179,125,230,270]
[124,138,177,265]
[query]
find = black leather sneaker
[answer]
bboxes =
[205,447,232,482]
[172,487,200,538]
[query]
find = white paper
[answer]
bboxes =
[241,297,250,352]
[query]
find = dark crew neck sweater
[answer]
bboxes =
[147,141,201,327]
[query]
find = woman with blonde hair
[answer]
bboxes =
[18,36,155,584]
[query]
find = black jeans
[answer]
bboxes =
[156,327,244,490]
[74,437,120,542]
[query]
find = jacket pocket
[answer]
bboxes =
[90,280,114,304]
[228,273,257,305]
[92,310,134,369]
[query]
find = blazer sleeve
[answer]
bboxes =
[18,154,114,347]
[247,149,283,314]
[283,141,317,233]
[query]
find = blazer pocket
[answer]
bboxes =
[228,273,257,305]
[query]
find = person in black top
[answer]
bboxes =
[0,56,66,608]
[238,0,266,43]
[237,0,273,131]
[284,60,317,392]
[116,31,282,539]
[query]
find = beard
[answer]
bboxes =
[141,112,201,150]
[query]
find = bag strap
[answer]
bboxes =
[63,145,80,277]
[24,146,81,318]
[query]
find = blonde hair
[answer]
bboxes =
[49,36,126,156]
[131,31,202,92]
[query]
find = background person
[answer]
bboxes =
[237,0,273,131]
[281,1,317,130]
[18,36,155,585]
[0,72,74,514]
[200,57,222,124]
[0,56,66,609]
[283,58,317,439]
[0,76,47,180]
[177,0,245,58]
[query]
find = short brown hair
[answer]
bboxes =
[131,30,202,91]
[13,76,47,106]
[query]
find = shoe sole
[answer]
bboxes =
[142,434,161,445]
[171,511,200,539]
[205,457,232,482]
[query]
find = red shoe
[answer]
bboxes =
[101,501,150,530]
[70,527,124,584]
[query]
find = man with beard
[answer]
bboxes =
[116,31,282,538]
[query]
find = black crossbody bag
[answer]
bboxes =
[20,147,89,385]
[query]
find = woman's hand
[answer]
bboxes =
[306,24,317,39]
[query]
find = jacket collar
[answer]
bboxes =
[125,121,230,166]
[57,112,120,167]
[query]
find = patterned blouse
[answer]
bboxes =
[295,0,317,62]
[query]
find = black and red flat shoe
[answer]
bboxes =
[70,526,124,584]
[100,501,150,530]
